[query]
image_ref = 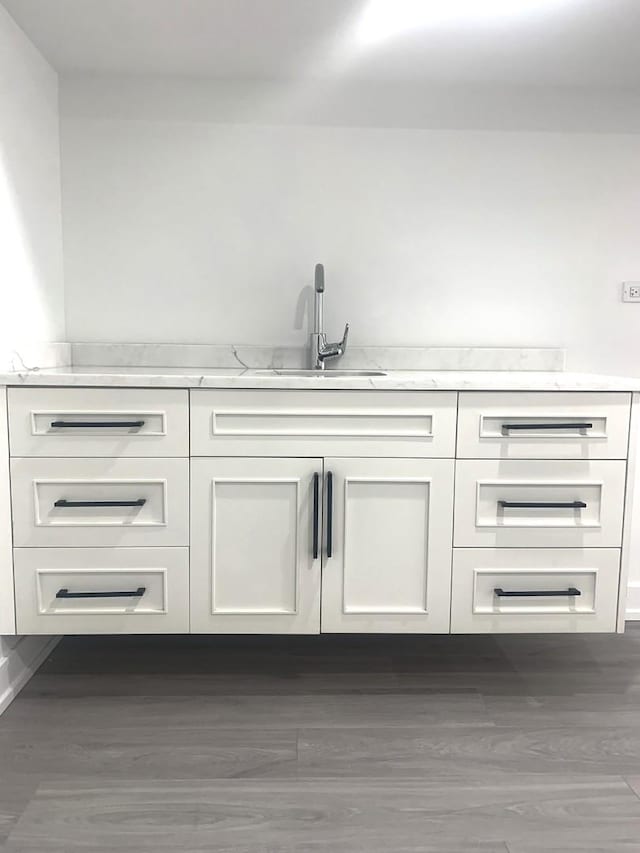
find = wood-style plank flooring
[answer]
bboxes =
[3,628,640,851]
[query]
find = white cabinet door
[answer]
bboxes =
[190,457,322,634]
[321,458,454,633]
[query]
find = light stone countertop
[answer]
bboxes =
[2,365,640,392]
[1,344,637,391]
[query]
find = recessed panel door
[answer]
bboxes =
[321,458,454,633]
[190,457,322,633]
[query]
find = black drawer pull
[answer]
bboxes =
[326,471,333,559]
[495,587,581,598]
[498,500,586,510]
[54,499,147,508]
[501,422,593,434]
[50,420,145,429]
[56,587,146,599]
[312,472,320,560]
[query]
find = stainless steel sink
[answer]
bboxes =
[251,369,387,377]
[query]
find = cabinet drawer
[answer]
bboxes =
[451,548,620,633]
[190,389,457,457]
[457,392,630,459]
[8,388,189,457]
[454,459,626,548]
[11,458,189,547]
[14,547,189,634]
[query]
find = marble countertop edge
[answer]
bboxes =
[1,366,639,392]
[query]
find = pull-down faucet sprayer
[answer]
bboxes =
[310,263,349,370]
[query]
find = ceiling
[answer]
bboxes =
[2,0,640,90]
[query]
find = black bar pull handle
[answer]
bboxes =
[54,498,147,508]
[498,500,587,510]
[56,587,146,599]
[326,471,333,559]
[312,472,320,560]
[50,420,145,429]
[495,587,581,598]
[501,422,593,434]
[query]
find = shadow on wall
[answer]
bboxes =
[0,146,55,361]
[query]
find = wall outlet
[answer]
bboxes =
[622,282,640,302]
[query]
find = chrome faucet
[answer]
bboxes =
[310,263,349,370]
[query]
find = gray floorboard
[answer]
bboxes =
[1,629,640,850]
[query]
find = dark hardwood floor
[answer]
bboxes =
[3,628,640,851]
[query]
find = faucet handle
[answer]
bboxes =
[339,323,349,353]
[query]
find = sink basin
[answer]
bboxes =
[251,369,387,378]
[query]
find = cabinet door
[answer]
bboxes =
[321,458,454,633]
[190,458,322,633]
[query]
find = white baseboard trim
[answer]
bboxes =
[626,582,640,621]
[0,635,60,715]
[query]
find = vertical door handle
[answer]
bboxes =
[312,472,320,560]
[326,471,333,558]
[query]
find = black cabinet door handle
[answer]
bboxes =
[50,420,145,429]
[494,587,581,598]
[326,471,333,559]
[498,500,586,510]
[501,422,592,434]
[54,498,147,508]
[312,472,320,560]
[56,587,146,599]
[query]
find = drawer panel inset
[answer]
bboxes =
[457,392,631,459]
[11,458,189,547]
[8,388,189,457]
[454,459,626,548]
[14,547,189,634]
[191,390,457,457]
[451,548,620,633]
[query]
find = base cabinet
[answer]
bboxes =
[321,458,454,633]
[190,456,455,634]
[4,386,633,636]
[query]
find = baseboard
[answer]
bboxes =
[626,582,640,621]
[0,635,60,715]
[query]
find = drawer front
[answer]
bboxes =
[14,547,189,634]
[454,459,626,548]
[457,392,631,459]
[190,389,457,458]
[8,388,189,457]
[11,458,189,547]
[451,548,620,633]
[0,388,14,635]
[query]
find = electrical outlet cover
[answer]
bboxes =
[622,282,640,302]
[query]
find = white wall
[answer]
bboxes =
[0,5,63,711]
[0,4,65,365]
[60,80,640,374]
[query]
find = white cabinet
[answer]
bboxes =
[190,457,322,634]
[190,456,454,634]
[2,385,634,636]
[321,458,454,633]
